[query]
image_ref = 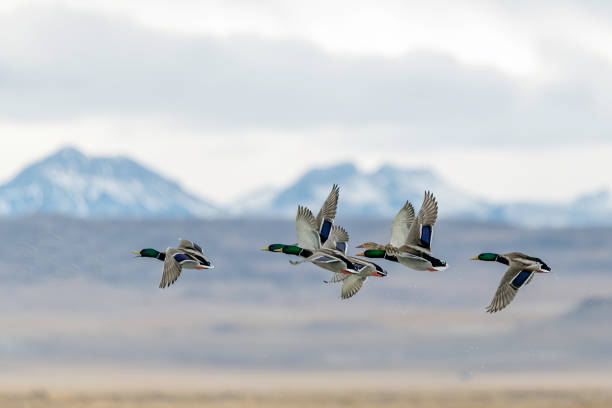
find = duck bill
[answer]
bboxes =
[470,256,478,260]
[133,251,141,255]
[355,252,365,257]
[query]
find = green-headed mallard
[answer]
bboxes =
[357,191,447,271]
[134,238,214,288]
[264,219,386,299]
[262,184,340,254]
[471,252,551,313]
[263,203,356,273]
[288,205,358,274]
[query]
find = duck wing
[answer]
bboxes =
[486,265,535,313]
[296,205,321,250]
[160,248,186,288]
[389,201,415,248]
[405,191,438,252]
[341,274,366,299]
[323,224,349,253]
[315,184,340,243]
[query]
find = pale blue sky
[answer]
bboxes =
[1,0,611,204]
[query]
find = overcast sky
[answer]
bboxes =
[1,0,612,204]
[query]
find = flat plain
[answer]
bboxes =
[2,389,612,408]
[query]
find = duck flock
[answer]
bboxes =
[134,185,551,313]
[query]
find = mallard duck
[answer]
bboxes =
[134,239,214,288]
[356,191,447,271]
[263,204,357,274]
[261,184,340,254]
[264,222,385,299]
[294,211,387,299]
[262,219,349,261]
[289,206,358,274]
[471,252,551,313]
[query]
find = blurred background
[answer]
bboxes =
[1,1,611,407]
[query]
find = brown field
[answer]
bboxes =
[2,389,612,408]
[2,367,610,407]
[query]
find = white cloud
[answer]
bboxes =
[4,0,612,78]
[1,3,612,204]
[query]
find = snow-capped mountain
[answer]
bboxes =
[2,148,611,226]
[0,147,218,218]
[232,163,612,227]
[233,163,490,219]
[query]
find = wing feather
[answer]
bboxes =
[485,265,523,313]
[315,184,340,230]
[160,248,183,288]
[296,206,321,250]
[405,191,439,250]
[341,275,365,299]
[323,225,349,252]
[390,201,415,247]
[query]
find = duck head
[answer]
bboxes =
[133,248,165,260]
[355,249,386,258]
[261,244,285,252]
[261,244,306,256]
[471,253,499,262]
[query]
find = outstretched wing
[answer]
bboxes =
[160,248,185,288]
[296,206,321,250]
[341,275,365,299]
[315,184,340,243]
[486,265,534,313]
[390,201,415,247]
[323,225,349,253]
[405,191,439,251]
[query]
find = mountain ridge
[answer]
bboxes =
[1,147,611,226]
[0,147,218,218]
